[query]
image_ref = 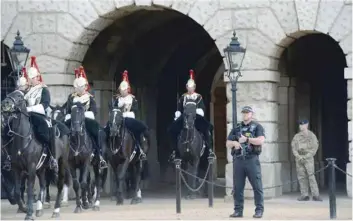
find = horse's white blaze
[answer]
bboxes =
[94,200,100,206]
[112,110,117,125]
[54,208,60,213]
[137,189,141,198]
[62,184,69,202]
[36,200,43,210]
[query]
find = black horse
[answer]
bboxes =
[106,107,149,205]
[44,104,71,208]
[1,90,70,220]
[177,101,204,199]
[67,102,103,213]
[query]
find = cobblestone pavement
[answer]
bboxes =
[1,195,352,220]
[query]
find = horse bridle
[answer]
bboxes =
[69,104,87,156]
[110,109,126,155]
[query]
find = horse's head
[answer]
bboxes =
[70,102,86,135]
[183,101,197,130]
[109,107,124,137]
[1,90,27,127]
[50,104,65,121]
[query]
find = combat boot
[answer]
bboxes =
[297,196,310,201]
[229,211,243,218]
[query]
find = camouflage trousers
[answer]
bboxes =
[295,157,319,197]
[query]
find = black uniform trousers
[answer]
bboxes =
[233,154,264,213]
[65,118,102,154]
[105,118,148,147]
[29,112,51,145]
[168,115,213,146]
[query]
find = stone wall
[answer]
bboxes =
[2,0,352,198]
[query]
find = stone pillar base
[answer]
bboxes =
[347,162,352,198]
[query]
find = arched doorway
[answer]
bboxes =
[278,33,348,193]
[80,6,225,193]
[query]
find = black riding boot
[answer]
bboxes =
[48,127,59,176]
[203,130,213,153]
[168,135,179,162]
[97,130,108,169]
[138,130,150,161]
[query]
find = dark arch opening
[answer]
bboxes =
[279,33,348,191]
[82,6,224,189]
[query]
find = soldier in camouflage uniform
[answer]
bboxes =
[291,119,322,201]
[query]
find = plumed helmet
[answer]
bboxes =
[119,70,131,93]
[186,69,196,88]
[73,66,90,90]
[27,56,43,82]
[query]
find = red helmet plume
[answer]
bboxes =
[78,66,90,90]
[189,69,195,80]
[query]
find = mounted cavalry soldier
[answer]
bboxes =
[64,66,108,169]
[23,56,58,174]
[168,70,213,158]
[108,70,149,160]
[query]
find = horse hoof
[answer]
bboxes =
[17,207,27,213]
[51,212,60,218]
[24,215,34,220]
[92,206,100,211]
[36,209,44,217]
[60,201,69,207]
[116,200,124,206]
[130,197,142,205]
[44,202,51,209]
[74,206,82,213]
[82,202,90,210]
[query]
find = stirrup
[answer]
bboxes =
[49,157,58,171]
[139,151,146,161]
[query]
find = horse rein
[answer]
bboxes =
[110,109,125,155]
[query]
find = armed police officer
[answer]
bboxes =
[226,106,265,219]
[168,70,213,159]
[291,119,322,201]
[64,66,108,169]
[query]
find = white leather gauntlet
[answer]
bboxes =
[123,111,135,119]
[196,108,204,117]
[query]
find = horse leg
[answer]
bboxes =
[35,169,46,217]
[24,168,36,220]
[116,160,128,205]
[92,165,101,211]
[70,166,82,213]
[130,161,142,204]
[14,169,27,213]
[51,158,65,218]
[44,171,51,209]
[20,173,26,205]
[187,160,199,200]
[80,162,90,210]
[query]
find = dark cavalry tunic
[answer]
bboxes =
[65,92,101,142]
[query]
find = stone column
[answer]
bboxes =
[278,76,291,193]
[224,70,282,199]
[345,67,352,198]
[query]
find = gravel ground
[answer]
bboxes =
[1,194,352,220]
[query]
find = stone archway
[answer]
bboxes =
[2,0,352,198]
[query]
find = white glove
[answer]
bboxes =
[26,106,32,112]
[196,108,204,117]
[84,111,95,120]
[123,111,135,119]
[64,114,71,121]
[175,111,181,119]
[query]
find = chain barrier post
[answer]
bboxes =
[207,155,214,208]
[326,158,337,220]
[175,159,182,214]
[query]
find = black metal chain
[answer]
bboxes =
[179,163,329,191]
[334,165,353,178]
